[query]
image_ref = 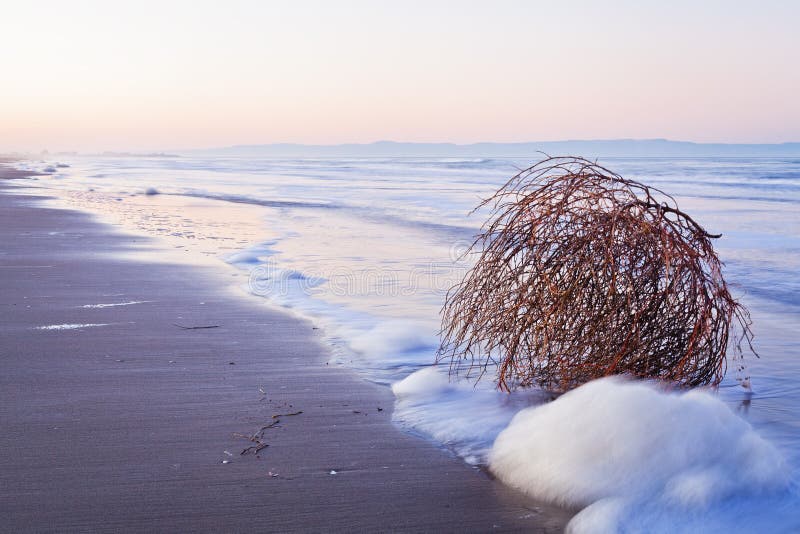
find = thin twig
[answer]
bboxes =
[272,411,303,418]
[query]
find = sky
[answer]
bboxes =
[1,0,799,152]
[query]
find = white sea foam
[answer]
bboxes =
[489,376,793,532]
[36,323,110,330]
[225,244,275,267]
[349,321,436,359]
[392,367,551,464]
[80,300,150,308]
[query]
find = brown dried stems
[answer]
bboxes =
[439,156,755,392]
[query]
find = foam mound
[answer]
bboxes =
[489,377,789,532]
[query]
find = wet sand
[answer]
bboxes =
[0,170,571,532]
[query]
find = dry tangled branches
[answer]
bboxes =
[438,156,755,392]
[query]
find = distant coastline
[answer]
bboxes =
[5,139,800,160]
[185,139,800,158]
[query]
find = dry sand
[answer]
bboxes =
[0,168,571,532]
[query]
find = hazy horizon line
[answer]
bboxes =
[6,137,800,157]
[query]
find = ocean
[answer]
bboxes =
[16,155,800,531]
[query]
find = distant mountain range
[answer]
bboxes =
[187,139,800,158]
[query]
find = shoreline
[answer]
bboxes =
[0,168,571,531]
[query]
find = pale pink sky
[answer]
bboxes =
[1,0,798,152]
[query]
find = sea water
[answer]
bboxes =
[19,155,800,531]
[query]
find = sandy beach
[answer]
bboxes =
[0,168,571,532]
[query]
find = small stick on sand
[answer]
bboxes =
[172,323,220,330]
[272,411,303,419]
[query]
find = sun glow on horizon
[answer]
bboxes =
[2,0,799,152]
